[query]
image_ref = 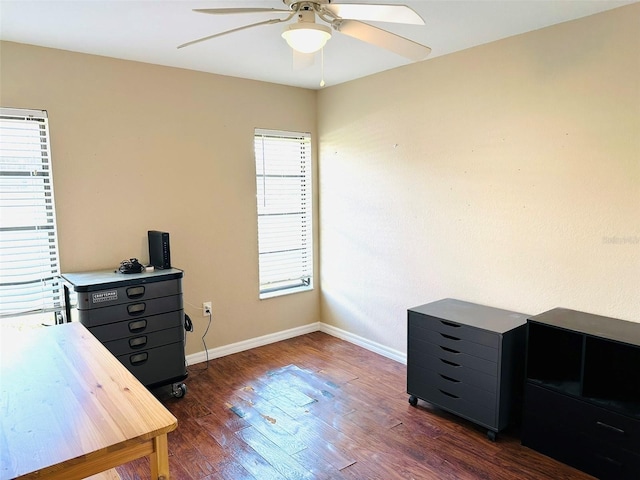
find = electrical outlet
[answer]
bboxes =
[202,301,212,317]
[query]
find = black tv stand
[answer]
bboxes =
[522,308,640,479]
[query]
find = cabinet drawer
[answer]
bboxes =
[409,336,498,377]
[76,278,182,309]
[587,438,640,480]
[102,326,183,356]
[117,341,186,387]
[78,294,183,327]
[410,323,498,362]
[409,311,499,349]
[89,310,183,343]
[409,363,496,409]
[524,384,640,453]
[410,381,496,429]
[409,346,497,392]
[523,406,640,480]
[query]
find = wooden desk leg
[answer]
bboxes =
[150,433,170,480]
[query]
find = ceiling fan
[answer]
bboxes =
[177,1,431,62]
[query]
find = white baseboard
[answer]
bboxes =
[185,322,321,366]
[186,321,407,366]
[319,323,407,364]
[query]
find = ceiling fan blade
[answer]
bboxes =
[177,18,284,49]
[325,3,424,25]
[335,20,431,61]
[194,8,290,15]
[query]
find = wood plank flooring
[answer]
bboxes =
[115,332,595,479]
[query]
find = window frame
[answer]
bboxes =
[0,107,62,321]
[254,128,313,299]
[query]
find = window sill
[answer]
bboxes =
[259,284,313,300]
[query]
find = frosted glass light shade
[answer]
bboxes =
[282,23,331,54]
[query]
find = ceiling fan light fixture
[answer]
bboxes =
[282,23,331,54]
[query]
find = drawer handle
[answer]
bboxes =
[439,389,459,399]
[595,454,623,469]
[129,336,147,349]
[440,333,460,341]
[126,286,145,299]
[440,374,460,383]
[130,352,148,366]
[596,421,625,436]
[441,321,461,328]
[127,302,146,316]
[440,346,460,354]
[128,319,147,332]
[440,358,460,367]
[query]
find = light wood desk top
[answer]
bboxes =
[0,322,177,479]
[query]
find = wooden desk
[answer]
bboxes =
[0,322,177,480]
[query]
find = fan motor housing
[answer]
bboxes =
[284,1,331,11]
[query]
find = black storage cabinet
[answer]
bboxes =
[522,308,640,479]
[62,268,188,398]
[407,298,528,440]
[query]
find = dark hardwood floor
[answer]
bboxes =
[116,331,595,480]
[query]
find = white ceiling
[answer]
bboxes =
[0,0,637,90]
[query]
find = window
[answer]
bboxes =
[0,108,62,320]
[254,128,312,298]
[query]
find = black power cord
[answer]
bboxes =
[117,258,144,274]
[200,311,212,370]
[183,310,211,373]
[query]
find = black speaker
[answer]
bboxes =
[148,230,171,269]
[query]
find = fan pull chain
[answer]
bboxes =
[320,47,325,88]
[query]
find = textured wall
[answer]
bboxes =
[0,42,320,354]
[318,4,640,353]
[2,5,639,359]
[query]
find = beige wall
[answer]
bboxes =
[1,4,638,359]
[317,4,640,353]
[0,42,320,355]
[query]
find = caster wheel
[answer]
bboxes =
[408,395,418,407]
[487,430,497,442]
[172,383,187,398]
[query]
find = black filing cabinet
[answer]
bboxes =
[522,308,640,479]
[407,298,528,440]
[62,268,188,398]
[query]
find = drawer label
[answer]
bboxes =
[92,290,118,303]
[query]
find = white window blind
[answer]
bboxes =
[0,108,62,318]
[254,128,313,298]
